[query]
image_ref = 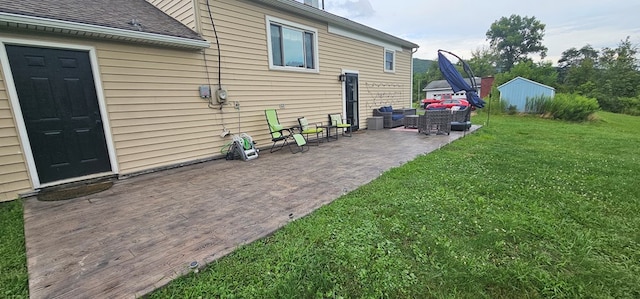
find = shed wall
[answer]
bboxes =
[499,78,555,112]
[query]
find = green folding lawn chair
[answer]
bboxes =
[297,117,324,146]
[265,109,308,153]
[328,113,352,138]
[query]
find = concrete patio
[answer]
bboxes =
[23,126,480,298]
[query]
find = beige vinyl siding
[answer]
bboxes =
[0,68,32,202]
[196,0,413,144]
[0,1,415,199]
[146,0,197,31]
[0,31,228,188]
[95,43,222,174]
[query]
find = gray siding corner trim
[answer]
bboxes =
[0,12,210,49]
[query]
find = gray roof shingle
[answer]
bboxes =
[0,0,204,41]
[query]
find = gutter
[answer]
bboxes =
[0,12,210,50]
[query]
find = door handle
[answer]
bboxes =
[94,111,102,126]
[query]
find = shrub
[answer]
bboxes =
[525,95,552,114]
[597,96,625,113]
[547,93,600,121]
[597,95,640,116]
[618,96,640,116]
[506,104,518,115]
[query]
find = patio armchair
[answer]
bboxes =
[297,117,324,146]
[328,113,352,138]
[450,106,472,131]
[265,109,308,153]
[418,109,452,135]
[373,106,405,128]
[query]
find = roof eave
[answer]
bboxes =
[0,12,210,50]
[252,0,419,49]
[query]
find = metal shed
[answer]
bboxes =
[497,77,555,112]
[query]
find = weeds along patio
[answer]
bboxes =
[22,126,479,299]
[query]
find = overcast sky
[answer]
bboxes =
[320,0,640,64]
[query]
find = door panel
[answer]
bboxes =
[6,45,111,184]
[345,73,359,131]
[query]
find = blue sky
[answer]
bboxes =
[320,0,640,64]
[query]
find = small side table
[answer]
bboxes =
[404,115,419,128]
[318,124,338,141]
[367,116,383,130]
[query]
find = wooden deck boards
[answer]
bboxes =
[23,127,479,298]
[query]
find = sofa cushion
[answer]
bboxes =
[391,114,404,121]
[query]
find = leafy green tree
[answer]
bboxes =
[495,60,557,88]
[557,45,598,87]
[565,58,597,96]
[555,37,640,115]
[413,60,444,102]
[597,37,640,99]
[467,47,498,77]
[486,15,548,71]
[413,72,428,103]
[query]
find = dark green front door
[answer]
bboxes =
[6,45,111,184]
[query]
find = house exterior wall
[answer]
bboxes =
[146,0,198,31]
[0,67,31,201]
[0,32,215,201]
[195,0,413,130]
[498,77,555,112]
[0,0,414,201]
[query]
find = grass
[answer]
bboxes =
[0,199,28,298]
[2,112,639,298]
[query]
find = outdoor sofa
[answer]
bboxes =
[373,106,416,128]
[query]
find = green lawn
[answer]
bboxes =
[0,199,28,298]
[2,112,639,298]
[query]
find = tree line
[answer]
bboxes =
[413,15,640,115]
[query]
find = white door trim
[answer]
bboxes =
[0,37,119,188]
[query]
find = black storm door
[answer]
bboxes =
[345,73,359,131]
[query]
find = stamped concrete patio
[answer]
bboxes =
[23,126,480,298]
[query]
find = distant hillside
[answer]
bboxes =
[413,58,434,74]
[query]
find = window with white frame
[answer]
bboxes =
[267,16,318,72]
[384,49,395,72]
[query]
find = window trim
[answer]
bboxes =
[266,16,319,73]
[384,48,395,73]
